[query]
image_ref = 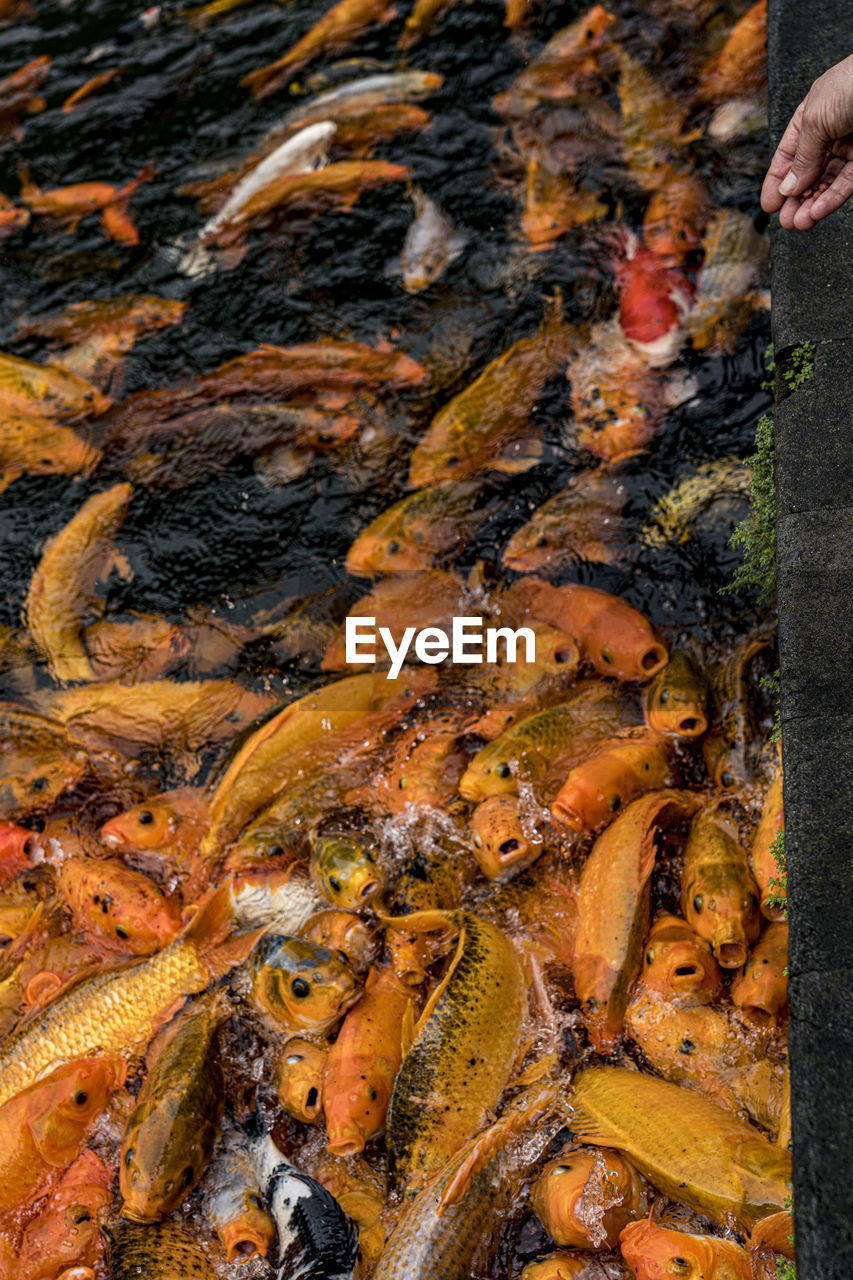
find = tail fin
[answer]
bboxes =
[182,876,235,953]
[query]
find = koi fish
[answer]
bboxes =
[0,412,101,494]
[15,1147,111,1280]
[250,1126,359,1279]
[750,768,785,921]
[248,934,361,1034]
[493,7,615,113]
[0,1055,124,1215]
[301,909,377,972]
[567,320,670,462]
[681,804,762,968]
[21,164,155,244]
[0,351,111,421]
[613,230,693,367]
[322,570,470,669]
[61,66,124,113]
[520,1259,587,1280]
[459,684,627,803]
[730,922,788,1025]
[569,1066,791,1231]
[100,787,211,887]
[408,300,576,487]
[59,855,183,955]
[397,189,466,291]
[356,718,466,815]
[310,832,385,910]
[241,0,398,98]
[687,209,768,353]
[386,909,526,1192]
[639,913,722,1003]
[323,964,414,1154]
[470,794,544,881]
[0,702,92,819]
[277,1038,327,1124]
[572,790,701,1050]
[620,1216,751,1279]
[502,470,627,572]
[696,0,767,105]
[0,57,50,142]
[501,577,668,681]
[644,652,709,738]
[275,71,443,131]
[521,156,608,249]
[24,483,134,685]
[204,1124,276,1263]
[642,168,710,267]
[120,992,229,1221]
[0,878,259,1108]
[108,1220,216,1280]
[531,1147,646,1250]
[0,822,36,886]
[551,733,674,832]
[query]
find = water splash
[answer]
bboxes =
[578,1150,625,1249]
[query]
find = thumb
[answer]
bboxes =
[778,113,829,195]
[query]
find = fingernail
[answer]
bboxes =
[778,170,798,197]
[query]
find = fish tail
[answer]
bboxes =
[207,924,267,980]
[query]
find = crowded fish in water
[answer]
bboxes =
[0,0,789,1276]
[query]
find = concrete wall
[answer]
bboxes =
[769,2,853,1275]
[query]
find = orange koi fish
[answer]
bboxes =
[572,790,700,1049]
[59,856,183,955]
[493,7,615,113]
[749,767,785,920]
[502,469,626,572]
[14,1148,111,1280]
[21,164,155,244]
[643,651,709,739]
[620,1215,751,1279]
[613,231,693,366]
[696,0,767,105]
[470,795,543,881]
[566,320,670,462]
[731,922,788,1025]
[241,0,398,98]
[0,821,35,885]
[532,1147,646,1250]
[0,1055,124,1216]
[681,804,762,968]
[643,169,710,268]
[0,56,50,140]
[503,577,667,682]
[639,913,721,1003]
[61,67,124,113]
[323,964,414,1155]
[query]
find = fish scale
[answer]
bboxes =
[387,910,526,1191]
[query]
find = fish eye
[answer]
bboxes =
[248,1193,262,1208]
[496,762,511,778]
[608,795,621,812]
[472,833,482,848]
[693,895,703,913]
[388,541,400,554]
[671,1261,690,1277]
[73,1209,92,1224]
[329,876,342,893]
[659,688,670,702]
[267,845,284,859]
[137,810,154,825]
[74,1090,88,1105]
[646,948,655,964]
[285,1053,304,1064]
[125,1148,135,1165]
[291,978,311,998]
[115,926,129,940]
[368,1087,378,1101]
[337,950,349,964]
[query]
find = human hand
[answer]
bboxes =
[761,52,853,229]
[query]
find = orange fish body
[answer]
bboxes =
[100,787,211,893]
[552,734,674,832]
[367,718,466,815]
[640,913,721,1002]
[276,1038,327,1123]
[502,470,626,572]
[61,67,124,113]
[531,1148,645,1250]
[385,926,435,986]
[504,578,668,682]
[470,795,543,880]
[620,1216,751,1279]
[0,56,50,135]
[569,321,669,462]
[408,302,576,486]
[323,964,413,1155]
[749,770,785,920]
[495,6,615,110]
[520,1259,587,1280]
[681,806,761,968]
[15,1147,111,1280]
[730,922,788,1025]
[572,790,700,1050]
[241,0,398,98]
[59,856,183,955]
[615,238,693,365]
[322,571,468,670]
[301,909,377,973]
[22,165,153,243]
[84,614,192,683]
[696,0,767,105]
[0,1056,124,1217]
[521,159,607,248]
[643,652,709,739]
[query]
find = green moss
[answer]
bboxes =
[780,340,815,393]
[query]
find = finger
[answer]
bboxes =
[761,104,805,211]
[801,159,853,224]
[778,100,834,198]
[778,194,805,230]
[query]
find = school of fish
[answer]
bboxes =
[0,0,792,1278]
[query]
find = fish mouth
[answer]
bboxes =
[222,1222,271,1262]
[358,878,381,902]
[715,939,747,969]
[676,714,707,736]
[301,1084,322,1120]
[550,798,584,831]
[327,1127,366,1157]
[640,644,668,675]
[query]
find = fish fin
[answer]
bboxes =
[436,1121,512,1213]
[412,921,466,1037]
[181,876,235,952]
[376,908,454,934]
[400,998,416,1058]
[106,549,134,583]
[491,438,543,474]
[24,970,65,1010]
[565,1096,616,1147]
[514,1049,559,1086]
[207,924,267,979]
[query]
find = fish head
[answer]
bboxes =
[470,796,541,880]
[532,1149,638,1251]
[644,654,709,738]
[276,1037,327,1123]
[642,914,721,1000]
[120,1102,204,1220]
[459,745,520,803]
[219,1191,276,1263]
[520,1257,586,1280]
[619,1218,715,1279]
[59,857,182,955]
[310,835,385,909]
[29,1056,126,1163]
[385,928,431,985]
[301,909,377,972]
[249,934,362,1032]
[101,799,181,851]
[325,1072,392,1155]
[0,820,36,863]
[682,869,761,968]
[345,528,432,577]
